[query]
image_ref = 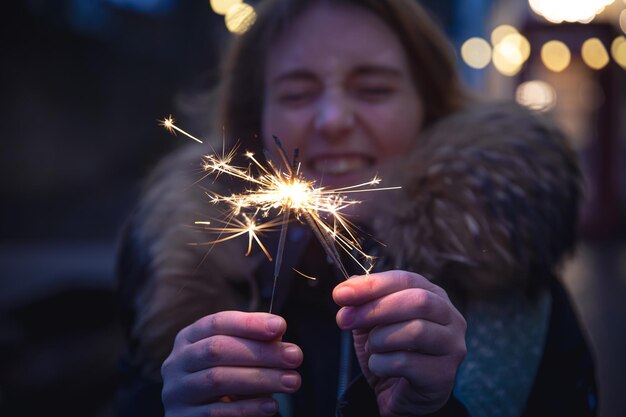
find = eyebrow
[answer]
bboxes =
[351,65,403,78]
[271,64,404,85]
[271,69,318,85]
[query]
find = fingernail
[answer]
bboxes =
[267,317,283,333]
[334,285,355,301]
[260,400,277,414]
[283,345,301,365]
[281,373,300,390]
[338,307,355,328]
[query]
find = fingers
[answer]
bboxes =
[181,336,303,372]
[164,366,301,405]
[180,311,286,345]
[169,397,278,417]
[368,351,458,391]
[162,312,302,416]
[336,286,453,330]
[367,319,454,355]
[333,270,447,307]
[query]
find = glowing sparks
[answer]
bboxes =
[199,148,398,276]
[160,116,203,144]
[161,116,401,309]
[193,212,280,261]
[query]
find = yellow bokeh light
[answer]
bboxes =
[516,80,557,112]
[611,36,625,57]
[210,0,242,15]
[225,3,256,35]
[492,47,522,76]
[491,32,531,76]
[620,10,626,34]
[491,24,518,46]
[541,40,571,72]
[461,37,492,69]
[529,0,615,24]
[581,38,609,69]
[611,36,626,68]
[501,33,531,63]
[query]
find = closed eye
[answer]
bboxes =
[277,88,318,105]
[353,84,396,102]
[271,70,320,107]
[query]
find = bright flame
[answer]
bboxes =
[541,40,571,72]
[529,0,615,24]
[581,38,610,70]
[516,80,557,112]
[461,37,492,69]
[225,3,256,34]
[161,117,401,279]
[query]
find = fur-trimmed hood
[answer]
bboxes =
[373,102,581,296]
[117,101,581,377]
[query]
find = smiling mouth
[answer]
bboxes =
[308,155,374,177]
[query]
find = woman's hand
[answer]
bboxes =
[333,270,467,417]
[161,311,303,417]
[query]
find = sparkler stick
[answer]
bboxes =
[303,212,350,278]
[268,136,295,312]
[160,116,401,312]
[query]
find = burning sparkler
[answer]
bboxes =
[160,116,400,311]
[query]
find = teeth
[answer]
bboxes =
[311,157,370,175]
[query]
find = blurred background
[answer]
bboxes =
[1,0,625,416]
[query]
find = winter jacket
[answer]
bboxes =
[116,102,597,416]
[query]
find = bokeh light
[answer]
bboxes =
[516,80,557,112]
[612,35,626,68]
[503,33,531,63]
[491,25,519,46]
[541,40,571,72]
[461,37,492,69]
[620,9,626,34]
[492,32,531,76]
[224,3,256,35]
[493,49,522,76]
[581,38,610,69]
[528,0,615,24]
[210,0,242,15]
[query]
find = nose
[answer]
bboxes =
[313,91,355,141]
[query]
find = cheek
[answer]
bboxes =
[367,102,422,157]
[262,105,312,155]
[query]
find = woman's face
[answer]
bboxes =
[262,4,423,189]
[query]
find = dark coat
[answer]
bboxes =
[117,103,596,416]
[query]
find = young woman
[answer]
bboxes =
[117,1,597,416]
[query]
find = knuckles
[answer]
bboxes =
[200,367,224,393]
[409,288,432,313]
[202,336,225,365]
[406,319,426,341]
